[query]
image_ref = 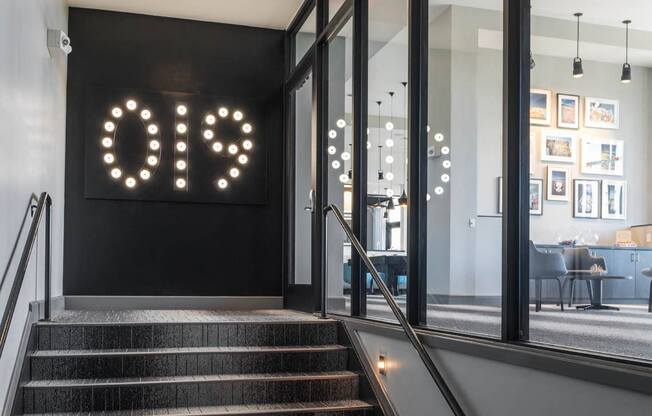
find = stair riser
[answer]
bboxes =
[31,350,348,380]
[36,323,338,350]
[23,378,359,413]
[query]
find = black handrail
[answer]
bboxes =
[323,204,466,416]
[0,193,39,290]
[0,192,52,357]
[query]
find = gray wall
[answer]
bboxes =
[0,0,68,407]
[354,326,652,416]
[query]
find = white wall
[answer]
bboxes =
[0,0,68,407]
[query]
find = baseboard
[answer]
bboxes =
[63,296,284,310]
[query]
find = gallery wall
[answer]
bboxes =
[64,9,285,296]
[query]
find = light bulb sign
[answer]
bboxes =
[84,89,268,204]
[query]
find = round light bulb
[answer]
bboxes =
[367,141,371,150]
[328,146,337,155]
[386,172,394,181]
[217,178,228,189]
[341,151,351,161]
[140,169,151,180]
[435,133,444,142]
[147,124,158,135]
[386,139,394,148]
[218,107,229,118]
[149,140,160,150]
[242,123,252,134]
[435,186,444,195]
[125,177,136,188]
[385,155,394,164]
[427,124,431,133]
[176,123,187,134]
[102,137,113,148]
[111,168,122,179]
[441,146,450,155]
[176,142,187,152]
[176,105,187,116]
[442,160,451,169]
[176,160,187,170]
[140,109,151,120]
[126,100,137,111]
[238,154,249,164]
[233,110,243,121]
[229,167,240,178]
[328,129,337,139]
[336,119,346,128]
[339,174,349,183]
[203,129,214,140]
[228,144,238,154]
[176,178,186,189]
[386,188,395,197]
[205,114,216,125]
[242,139,253,150]
[111,107,123,118]
[212,142,223,153]
[426,193,431,201]
[441,174,450,183]
[103,153,115,164]
[332,160,341,169]
[385,121,394,131]
[147,155,158,166]
[104,121,115,132]
[366,128,370,135]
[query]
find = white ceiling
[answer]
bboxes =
[67,0,304,30]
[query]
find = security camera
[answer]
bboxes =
[47,29,72,55]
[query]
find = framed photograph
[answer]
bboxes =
[585,97,619,129]
[530,89,552,126]
[601,180,627,220]
[557,94,580,129]
[498,177,544,215]
[546,166,570,201]
[540,130,576,163]
[580,137,624,176]
[573,179,600,218]
[529,178,544,215]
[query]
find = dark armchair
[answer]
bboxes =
[529,241,567,311]
[562,247,606,307]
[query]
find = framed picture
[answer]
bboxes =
[580,137,624,176]
[529,178,544,215]
[601,180,627,220]
[529,132,536,175]
[546,166,570,201]
[557,93,580,129]
[530,89,552,126]
[540,130,576,163]
[585,97,619,129]
[497,177,544,215]
[573,179,600,218]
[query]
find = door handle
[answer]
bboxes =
[304,189,314,214]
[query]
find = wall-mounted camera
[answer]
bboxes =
[47,29,72,56]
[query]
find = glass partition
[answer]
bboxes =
[294,7,316,65]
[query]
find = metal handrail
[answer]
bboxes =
[323,204,466,416]
[0,193,39,290]
[0,192,52,357]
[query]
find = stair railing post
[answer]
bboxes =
[43,195,52,321]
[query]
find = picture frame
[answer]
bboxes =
[580,137,624,176]
[530,89,552,126]
[546,166,570,201]
[557,93,580,129]
[601,180,627,220]
[529,132,536,175]
[573,179,600,219]
[584,97,619,129]
[498,177,544,216]
[540,130,576,163]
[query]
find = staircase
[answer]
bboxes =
[14,311,379,415]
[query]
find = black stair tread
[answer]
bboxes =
[30,344,348,357]
[20,399,376,416]
[24,371,359,388]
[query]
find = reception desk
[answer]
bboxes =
[536,244,652,303]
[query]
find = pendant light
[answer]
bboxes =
[398,81,408,208]
[376,101,384,180]
[572,13,584,78]
[621,20,632,83]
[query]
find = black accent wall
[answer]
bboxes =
[64,8,285,296]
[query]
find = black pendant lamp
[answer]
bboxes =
[376,101,384,180]
[387,196,395,210]
[621,20,632,83]
[398,190,408,207]
[399,81,408,208]
[573,13,584,78]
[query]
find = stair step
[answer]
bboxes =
[30,345,348,357]
[21,399,376,415]
[35,322,338,350]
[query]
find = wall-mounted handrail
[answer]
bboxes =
[323,203,466,416]
[0,192,52,358]
[0,193,39,290]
